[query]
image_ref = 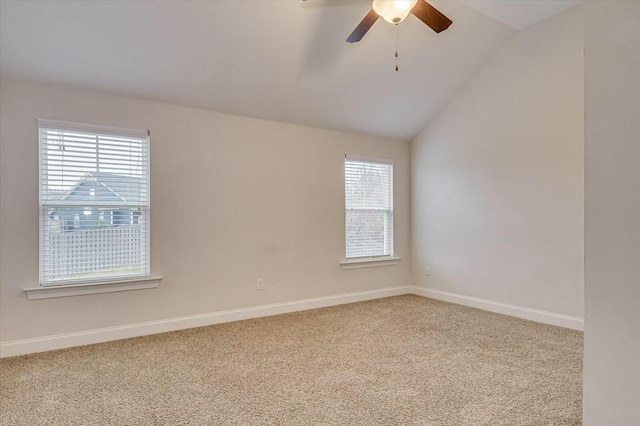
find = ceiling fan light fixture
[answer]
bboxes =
[372,0,418,24]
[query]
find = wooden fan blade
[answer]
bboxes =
[411,0,452,33]
[346,9,379,43]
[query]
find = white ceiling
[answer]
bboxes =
[0,1,579,140]
[459,0,582,30]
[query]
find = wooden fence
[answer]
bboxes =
[46,225,143,280]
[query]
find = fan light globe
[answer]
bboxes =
[372,0,418,24]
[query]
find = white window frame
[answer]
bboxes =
[35,119,155,292]
[342,155,399,269]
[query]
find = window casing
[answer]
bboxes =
[38,119,150,286]
[345,156,393,259]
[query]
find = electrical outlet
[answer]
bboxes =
[425,266,431,276]
[257,278,264,291]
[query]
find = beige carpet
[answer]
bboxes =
[0,295,583,425]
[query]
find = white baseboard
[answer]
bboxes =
[0,285,412,358]
[410,286,584,331]
[1,285,583,358]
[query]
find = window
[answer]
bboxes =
[345,156,393,259]
[39,119,150,286]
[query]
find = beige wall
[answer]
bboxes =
[0,79,410,343]
[410,8,584,317]
[584,1,640,424]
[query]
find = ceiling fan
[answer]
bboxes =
[304,0,452,43]
[347,0,452,42]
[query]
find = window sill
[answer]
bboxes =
[23,276,162,300]
[340,257,401,270]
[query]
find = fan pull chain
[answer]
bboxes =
[395,24,399,71]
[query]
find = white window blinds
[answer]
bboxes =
[38,119,150,286]
[345,156,393,259]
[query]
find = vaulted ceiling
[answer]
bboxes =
[0,1,580,140]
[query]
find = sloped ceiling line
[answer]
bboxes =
[0,1,580,140]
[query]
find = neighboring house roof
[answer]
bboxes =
[60,172,145,203]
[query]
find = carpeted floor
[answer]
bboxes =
[0,295,583,425]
